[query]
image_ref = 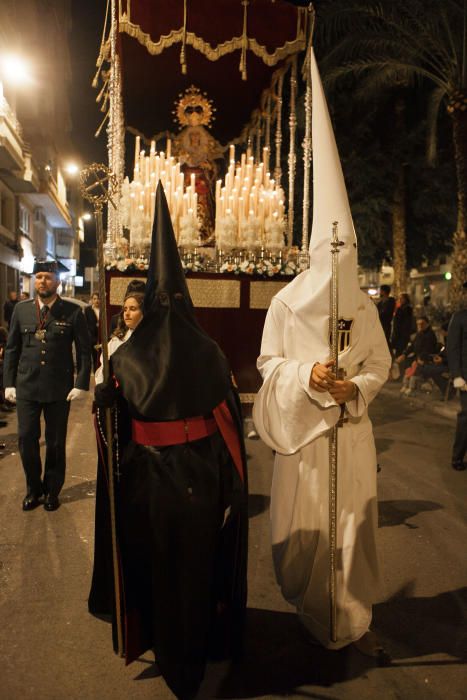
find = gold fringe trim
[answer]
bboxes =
[118,14,305,68]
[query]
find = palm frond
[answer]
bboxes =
[439,4,462,72]
[324,58,450,94]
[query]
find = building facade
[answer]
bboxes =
[0,0,82,324]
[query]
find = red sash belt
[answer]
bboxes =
[132,416,218,447]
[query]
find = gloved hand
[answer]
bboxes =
[4,387,16,403]
[66,388,87,401]
[453,377,467,391]
[94,381,119,408]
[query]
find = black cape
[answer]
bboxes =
[89,184,248,699]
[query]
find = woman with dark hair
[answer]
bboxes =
[94,292,145,384]
[391,292,414,357]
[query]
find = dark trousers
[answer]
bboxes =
[418,364,449,395]
[16,399,70,497]
[91,346,100,374]
[452,391,467,464]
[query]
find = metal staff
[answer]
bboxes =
[329,220,344,643]
[79,163,123,656]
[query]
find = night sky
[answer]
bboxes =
[69,0,108,167]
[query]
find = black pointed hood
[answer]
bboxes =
[111,182,231,421]
[143,182,192,314]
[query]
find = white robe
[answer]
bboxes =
[94,330,132,385]
[253,290,391,649]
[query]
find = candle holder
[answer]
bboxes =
[217,248,224,272]
[103,240,117,263]
[298,249,310,271]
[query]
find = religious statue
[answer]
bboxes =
[172,86,224,245]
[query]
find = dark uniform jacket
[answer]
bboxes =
[377,295,396,339]
[3,297,91,402]
[447,309,467,380]
[84,305,99,347]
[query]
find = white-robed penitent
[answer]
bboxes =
[253,48,391,649]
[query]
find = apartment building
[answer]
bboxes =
[0,0,82,323]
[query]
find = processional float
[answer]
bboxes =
[89,0,348,646]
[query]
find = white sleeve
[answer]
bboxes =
[253,298,340,455]
[346,302,392,418]
[94,356,104,385]
[94,337,120,385]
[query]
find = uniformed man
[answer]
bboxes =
[3,260,91,511]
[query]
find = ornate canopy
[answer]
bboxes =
[99,0,314,248]
[98,0,310,145]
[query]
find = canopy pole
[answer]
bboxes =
[274,73,284,188]
[287,57,298,245]
[106,0,124,254]
[301,80,312,252]
[255,114,262,164]
[265,92,272,152]
[79,163,123,657]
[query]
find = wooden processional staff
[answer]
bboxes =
[79,163,124,656]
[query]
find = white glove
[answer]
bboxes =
[4,387,16,403]
[66,388,87,401]
[453,377,467,390]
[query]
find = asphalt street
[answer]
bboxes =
[0,384,466,700]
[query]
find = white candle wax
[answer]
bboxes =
[135,136,141,169]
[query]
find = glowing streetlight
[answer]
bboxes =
[0,54,33,86]
[65,162,79,176]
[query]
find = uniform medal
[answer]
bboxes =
[35,299,50,340]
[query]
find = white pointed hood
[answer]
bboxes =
[276,47,364,364]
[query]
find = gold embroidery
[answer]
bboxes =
[186,278,240,308]
[249,281,289,310]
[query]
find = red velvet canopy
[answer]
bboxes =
[117,0,309,145]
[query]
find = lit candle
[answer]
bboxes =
[135,135,141,168]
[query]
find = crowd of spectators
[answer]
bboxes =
[376,285,451,399]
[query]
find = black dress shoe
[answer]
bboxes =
[44,494,60,511]
[22,495,41,511]
[452,461,466,471]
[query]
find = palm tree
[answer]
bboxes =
[318,0,467,305]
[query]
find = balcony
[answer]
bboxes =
[28,168,72,228]
[0,91,24,171]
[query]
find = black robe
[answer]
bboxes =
[88,386,248,700]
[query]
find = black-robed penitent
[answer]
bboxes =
[89,183,248,700]
[111,182,231,421]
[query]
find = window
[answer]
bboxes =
[19,204,31,236]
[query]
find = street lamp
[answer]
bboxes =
[65,162,80,176]
[0,54,33,86]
